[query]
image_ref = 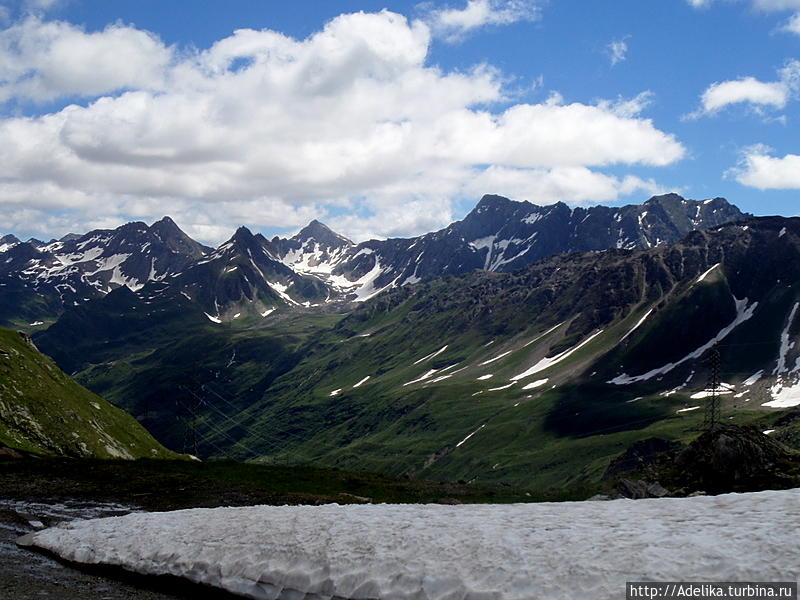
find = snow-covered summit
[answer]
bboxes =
[0,216,208,307]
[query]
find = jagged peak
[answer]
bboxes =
[644,192,687,206]
[477,193,511,204]
[0,233,21,244]
[149,215,184,237]
[294,219,353,246]
[148,216,210,256]
[233,225,255,239]
[474,194,514,209]
[118,220,148,230]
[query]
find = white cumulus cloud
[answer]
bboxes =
[464,166,667,205]
[0,17,171,103]
[688,59,800,118]
[701,77,787,111]
[426,0,542,42]
[730,145,800,189]
[783,12,800,32]
[0,10,684,244]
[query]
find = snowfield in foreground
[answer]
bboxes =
[21,490,799,600]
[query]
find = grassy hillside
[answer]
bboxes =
[0,328,176,459]
[32,217,800,488]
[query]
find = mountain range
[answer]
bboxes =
[14,192,800,489]
[265,193,743,302]
[7,191,799,488]
[0,193,744,328]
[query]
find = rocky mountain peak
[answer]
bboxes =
[471,194,529,216]
[0,234,21,245]
[149,215,179,236]
[294,219,353,248]
[149,216,209,257]
[644,192,687,207]
[229,225,257,247]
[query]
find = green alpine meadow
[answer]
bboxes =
[0,327,174,459]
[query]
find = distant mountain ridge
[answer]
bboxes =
[0,193,746,326]
[0,216,211,327]
[263,193,746,301]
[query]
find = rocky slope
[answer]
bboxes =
[0,327,176,459]
[0,217,210,328]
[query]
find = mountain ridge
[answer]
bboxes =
[32,215,800,487]
[1,193,746,327]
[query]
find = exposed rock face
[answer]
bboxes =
[604,425,800,498]
[675,424,800,493]
[615,478,671,499]
[604,438,682,480]
[0,217,211,326]
[264,193,746,301]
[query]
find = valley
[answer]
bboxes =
[2,193,798,491]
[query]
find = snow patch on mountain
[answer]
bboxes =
[512,330,604,381]
[620,308,653,342]
[743,370,763,386]
[108,263,142,292]
[352,376,370,388]
[488,382,515,391]
[774,302,798,375]
[267,281,299,306]
[479,351,512,366]
[521,378,548,390]
[690,385,734,399]
[455,424,485,447]
[56,247,104,267]
[403,369,439,386]
[413,345,448,365]
[610,297,758,385]
[22,490,798,600]
[763,380,800,408]
[282,242,351,276]
[695,263,721,284]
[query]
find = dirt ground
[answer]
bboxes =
[0,498,243,599]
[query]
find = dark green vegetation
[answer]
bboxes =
[42,303,345,446]
[0,327,175,459]
[602,423,800,496]
[30,217,800,492]
[0,458,542,511]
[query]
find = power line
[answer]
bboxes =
[702,345,722,431]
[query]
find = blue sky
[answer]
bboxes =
[0,0,798,244]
